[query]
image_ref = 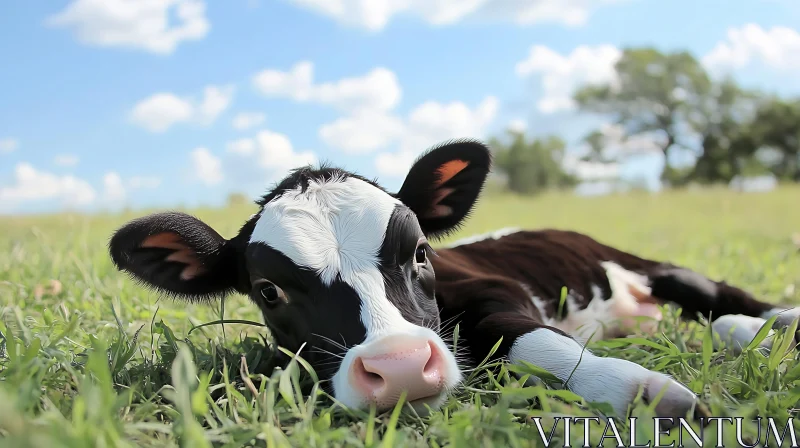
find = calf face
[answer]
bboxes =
[108,140,492,412]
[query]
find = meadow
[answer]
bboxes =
[1,185,799,447]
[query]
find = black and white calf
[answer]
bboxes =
[109,140,800,418]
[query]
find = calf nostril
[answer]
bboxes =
[354,357,386,390]
[423,342,443,376]
[349,340,452,408]
[365,370,382,383]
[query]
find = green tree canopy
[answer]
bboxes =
[574,48,714,183]
[573,46,800,186]
[687,78,765,184]
[485,46,800,194]
[747,97,800,181]
[489,131,578,195]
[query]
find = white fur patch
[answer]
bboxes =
[530,262,662,343]
[442,227,521,248]
[249,175,462,410]
[518,282,556,327]
[250,175,407,335]
[508,329,676,415]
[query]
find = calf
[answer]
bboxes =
[109,140,799,418]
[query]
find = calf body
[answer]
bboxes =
[108,139,799,419]
[432,229,793,416]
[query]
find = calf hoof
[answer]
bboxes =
[576,357,699,420]
[770,307,800,346]
[711,314,774,354]
[643,375,698,420]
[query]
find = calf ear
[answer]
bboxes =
[396,139,491,239]
[108,212,246,301]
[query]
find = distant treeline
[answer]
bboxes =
[491,47,800,195]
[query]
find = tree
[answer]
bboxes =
[226,192,250,207]
[574,48,712,183]
[747,97,800,181]
[687,78,765,184]
[581,129,617,164]
[571,128,625,189]
[489,130,578,195]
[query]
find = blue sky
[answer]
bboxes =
[1,0,799,214]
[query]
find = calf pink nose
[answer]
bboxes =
[351,340,445,410]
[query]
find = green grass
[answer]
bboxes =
[1,186,799,447]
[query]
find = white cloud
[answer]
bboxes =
[312,67,400,113]
[190,147,223,185]
[507,119,527,133]
[130,84,235,132]
[54,154,80,167]
[253,61,314,100]
[255,61,405,154]
[302,54,499,159]
[253,130,318,172]
[225,130,319,188]
[102,172,127,203]
[226,138,256,155]
[0,138,18,154]
[703,24,800,72]
[129,93,194,132]
[322,96,499,158]
[515,44,621,113]
[401,96,499,152]
[375,151,421,178]
[319,112,405,154]
[286,0,624,31]
[196,85,236,125]
[0,163,96,211]
[0,165,163,213]
[253,61,401,113]
[288,0,403,30]
[225,130,318,183]
[46,0,210,55]
[371,96,500,176]
[96,173,162,208]
[253,62,497,177]
[231,112,266,130]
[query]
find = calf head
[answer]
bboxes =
[108,140,491,413]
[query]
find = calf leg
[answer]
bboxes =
[710,308,800,353]
[473,312,698,418]
[646,266,800,352]
[647,266,774,319]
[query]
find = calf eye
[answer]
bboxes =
[415,246,427,264]
[259,282,282,304]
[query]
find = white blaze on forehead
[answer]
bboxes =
[249,175,411,336]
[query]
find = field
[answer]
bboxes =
[1,186,799,447]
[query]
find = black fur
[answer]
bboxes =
[648,267,773,320]
[378,205,441,332]
[245,241,366,376]
[256,163,388,208]
[108,212,247,301]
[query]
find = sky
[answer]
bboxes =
[1,0,800,214]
